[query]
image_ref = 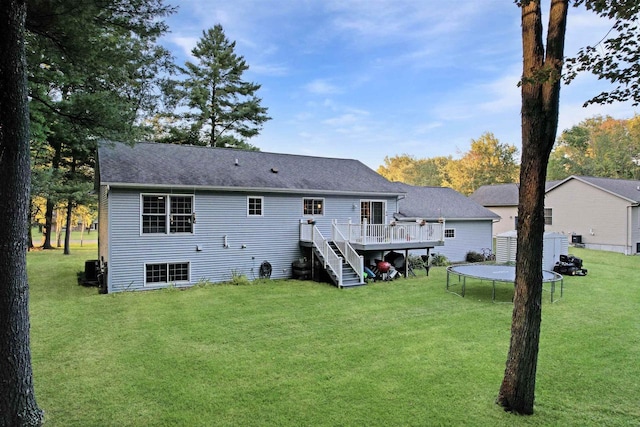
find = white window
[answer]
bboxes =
[141,194,194,234]
[248,196,263,216]
[145,262,189,285]
[303,198,324,216]
[444,228,455,239]
[544,208,553,225]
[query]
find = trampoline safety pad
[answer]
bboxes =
[446,264,564,303]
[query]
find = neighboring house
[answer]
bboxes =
[470,181,559,236]
[471,176,640,255]
[469,183,520,236]
[97,142,445,292]
[394,183,500,262]
[545,176,640,255]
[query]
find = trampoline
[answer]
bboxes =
[446,264,564,303]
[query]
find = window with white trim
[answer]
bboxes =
[248,196,263,216]
[141,194,193,234]
[544,208,553,225]
[444,228,456,239]
[145,262,189,284]
[303,198,324,216]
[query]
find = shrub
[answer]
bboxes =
[466,251,484,263]
[430,253,449,266]
[407,254,426,269]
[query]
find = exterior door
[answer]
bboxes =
[361,200,385,225]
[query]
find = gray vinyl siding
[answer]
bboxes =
[106,187,398,292]
[98,185,109,265]
[430,220,494,263]
[633,206,640,254]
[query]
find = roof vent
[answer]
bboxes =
[235,158,239,166]
[271,167,278,174]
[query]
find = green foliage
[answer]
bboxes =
[430,253,449,266]
[227,270,251,286]
[377,154,451,186]
[465,251,485,263]
[407,254,426,270]
[26,0,176,251]
[442,132,519,195]
[162,24,270,149]
[28,247,640,426]
[566,0,640,106]
[548,115,640,180]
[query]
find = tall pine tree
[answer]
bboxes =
[168,24,270,149]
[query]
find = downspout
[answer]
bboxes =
[627,204,633,255]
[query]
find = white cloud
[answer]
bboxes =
[305,79,342,95]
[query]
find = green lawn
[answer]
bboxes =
[28,246,640,426]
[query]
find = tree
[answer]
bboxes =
[565,1,640,106]
[0,0,45,424]
[496,0,568,414]
[377,154,451,186]
[168,24,271,149]
[548,115,640,180]
[26,0,175,253]
[498,0,639,414]
[442,132,519,195]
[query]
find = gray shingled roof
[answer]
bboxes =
[394,183,500,221]
[98,141,403,195]
[548,176,640,203]
[469,183,519,206]
[470,181,562,206]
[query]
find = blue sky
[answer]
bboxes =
[160,0,638,169]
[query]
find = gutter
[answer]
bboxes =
[99,181,405,198]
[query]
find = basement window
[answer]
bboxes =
[145,262,189,285]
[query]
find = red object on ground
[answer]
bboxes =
[377,261,391,273]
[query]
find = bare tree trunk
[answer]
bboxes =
[64,199,73,255]
[28,203,34,250]
[41,141,61,249]
[42,197,55,249]
[0,0,45,424]
[497,0,567,415]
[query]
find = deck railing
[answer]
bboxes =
[333,220,445,245]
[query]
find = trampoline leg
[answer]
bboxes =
[551,281,555,303]
[492,280,495,302]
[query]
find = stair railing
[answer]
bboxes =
[310,225,343,287]
[332,220,364,284]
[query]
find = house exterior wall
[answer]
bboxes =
[429,219,494,263]
[104,187,398,292]
[544,179,635,254]
[98,185,109,265]
[633,206,640,254]
[488,206,518,236]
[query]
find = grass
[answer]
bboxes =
[28,246,640,426]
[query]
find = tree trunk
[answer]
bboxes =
[64,199,73,255]
[41,141,61,250]
[28,203,34,250]
[42,197,55,249]
[497,0,568,415]
[0,0,45,425]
